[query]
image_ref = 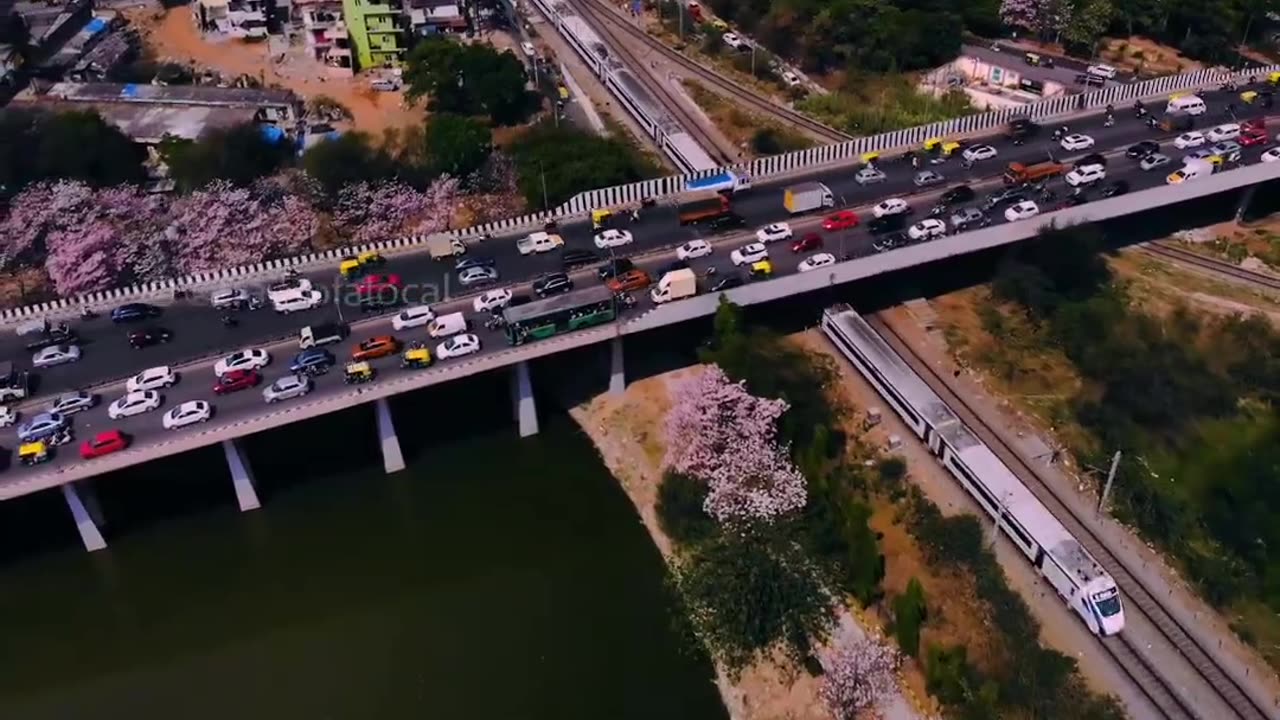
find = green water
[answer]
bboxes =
[0,390,725,720]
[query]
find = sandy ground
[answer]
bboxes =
[126,8,424,133]
[569,367,927,720]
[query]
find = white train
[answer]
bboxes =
[821,305,1125,636]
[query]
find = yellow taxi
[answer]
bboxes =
[749,259,773,279]
[591,208,614,230]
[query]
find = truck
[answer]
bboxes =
[677,192,731,226]
[427,235,466,260]
[783,182,834,214]
[650,268,698,304]
[686,170,753,195]
[0,361,30,403]
[299,322,347,349]
[1004,160,1066,185]
[516,231,564,255]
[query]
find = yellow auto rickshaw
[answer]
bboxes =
[1023,52,1052,68]
[749,259,773,280]
[1206,154,1225,167]
[557,85,569,101]
[860,151,881,165]
[339,250,385,279]
[710,19,728,31]
[18,441,50,467]
[941,140,963,157]
[1242,90,1260,104]
[923,137,943,153]
[591,208,614,230]
[343,361,376,384]
[401,345,433,369]
[1267,71,1280,86]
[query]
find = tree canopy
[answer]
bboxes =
[161,123,294,191]
[507,122,659,210]
[403,37,537,126]
[301,131,396,197]
[422,113,492,178]
[0,109,146,195]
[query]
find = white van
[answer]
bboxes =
[427,312,467,338]
[273,290,323,314]
[1206,123,1241,142]
[1166,159,1215,185]
[1165,95,1206,116]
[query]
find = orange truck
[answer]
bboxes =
[1004,160,1066,185]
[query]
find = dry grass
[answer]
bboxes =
[681,80,814,157]
[1099,37,1205,76]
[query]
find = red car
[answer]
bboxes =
[791,233,824,253]
[1240,129,1269,147]
[822,210,859,231]
[355,274,404,295]
[214,369,261,395]
[80,430,129,459]
[1242,117,1266,133]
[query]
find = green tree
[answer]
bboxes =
[508,122,658,209]
[675,530,835,671]
[301,131,394,196]
[423,113,492,178]
[1062,0,1114,51]
[0,109,147,194]
[892,577,928,657]
[403,37,536,125]
[162,123,293,191]
[656,471,716,547]
[842,500,884,604]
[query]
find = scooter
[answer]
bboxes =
[1103,114,1115,128]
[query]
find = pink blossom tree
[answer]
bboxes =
[820,638,902,720]
[332,177,461,245]
[166,179,320,274]
[664,365,807,526]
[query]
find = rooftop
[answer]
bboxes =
[42,82,298,108]
[20,98,259,143]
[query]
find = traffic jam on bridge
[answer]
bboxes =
[1,81,1278,476]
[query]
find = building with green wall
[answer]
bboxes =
[341,0,406,70]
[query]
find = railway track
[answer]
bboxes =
[567,0,734,165]
[866,314,1273,720]
[1139,242,1280,292]
[575,0,853,145]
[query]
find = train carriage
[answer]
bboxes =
[821,304,1124,636]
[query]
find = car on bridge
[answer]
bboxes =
[1065,164,1106,187]
[872,198,910,218]
[263,374,312,403]
[533,272,573,298]
[962,144,998,162]
[949,207,988,232]
[594,229,634,249]
[80,430,129,460]
[273,290,324,314]
[1205,123,1240,143]
[606,269,653,294]
[163,400,213,430]
[108,390,162,420]
[822,211,858,231]
[516,231,564,256]
[854,166,886,185]
[46,390,97,416]
[939,185,975,206]
[267,278,313,303]
[473,289,514,313]
[457,265,499,287]
[17,412,67,443]
[913,170,945,187]
[1173,131,1206,149]
[127,366,178,393]
[110,303,162,324]
[798,253,836,273]
[792,233,823,253]
[214,369,262,395]
[211,288,251,311]
[392,305,436,331]
[290,348,335,375]
[454,256,496,271]
[730,243,768,266]
[677,240,713,260]
[33,344,81,368]
[355,274,403,296]
[352,336,400,362]
[1004,200,1041,222]
[128,327,172,349]
[437,333,481,360]
[1263,147,1280,163]
[756,222,793,244]
[908,219,947,241]
[215,349,271,377]
[1125,140,1160,159]
[1059,134,1095,151]
[1140,153,1172,171]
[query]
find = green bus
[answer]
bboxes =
[502,285,618,345]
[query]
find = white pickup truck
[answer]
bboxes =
[516,231,564,256]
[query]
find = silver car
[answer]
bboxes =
[211,288,249,310]
[949,207,987,231]
[457,265,499,287]
[32,344,81,368]
[913,170,944,187]
[855,166,886,185]
[47,390,97,415]
[263,374,311,403]
[1139,153,1171,171]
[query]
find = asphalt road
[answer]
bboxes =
[0,86,1274,466]
[963,43,1127,92]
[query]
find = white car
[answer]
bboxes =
[722,32,745,49]
[730,243,769,266]
[1206,123,1241,143]
[127,365,178,393]
[1065,164,1107,187]
[392,305,436,331]
[677,239,713,260]
[263,374,311,403]
[108,390,162,420]
[211,287,250,310]
[1140,153,1172,171]
[163,400,213,430]
[798,253,836,272]
[908,218,947,241]
[273,290,323,314]
[781,70,801,87]
[32,344,81,368]
[1173,131,1205,149]
[756,223,793,243]
[267,277,313,303]
[0,406,16,428]
[1059,134,1095,151]
[593,229,634,249]
[437,333,481,360]
[1261,147,1280,163]
[1004,200,1041,222]
[872,198,910,218]
[47,391,97,415]
[962,144,998,162]
[855,166,887,185]
[473,289,513,313]
[214,348,271,377]
[1086,63,1117,79]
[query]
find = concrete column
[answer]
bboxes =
[61,482,106,552]
[1236,184,1258,222]
[609,336,626,396]
[374,397,406,474]
[222,439,261,512]
[512,360,539,437]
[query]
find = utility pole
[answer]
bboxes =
[1098,451,1122,514]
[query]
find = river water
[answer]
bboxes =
[0,372,726,720]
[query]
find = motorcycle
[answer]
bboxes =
[483,315,505,331]
[1220,81,1238,92]
[1103,114,1115,128]
[928,204,947,217]
[1146,116,1159,129]
[1051,129,1064,141]
[1135,106,1149,119]
[703,265,718,277]
[221,314,238,328]
[79,307,97,321]
[247,295,264,311]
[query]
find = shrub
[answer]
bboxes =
[656,471,716,547]
[893,577,927,657]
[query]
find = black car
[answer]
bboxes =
[508,294,532,308]
[454,256,497,272]
[982,188,1028,210]
[1074,153,1108,169]
[867,214,907,235]
[939,184,975,206]
[111,303,162,324]
[657,258,689,276]
[533,272,573,297]
[1099,180,1130,198]
[357,296,401,313]
[710,274,744,292]
[561,249,600,270]
[597,257,636,281]
[1006,117,1040,140]
[1058,193,1090,209]
[128,326,172,348]
[1125,140,1159,159]
[25,327,77,352]
[873,231,910,252]
[708,213,745,233]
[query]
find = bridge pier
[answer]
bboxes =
[1236,184,1258,222]
[511,360,539,437]
[61,481,106,552]
[221,439,261,512]
[375,397,406,474]
[609,336,626,396]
